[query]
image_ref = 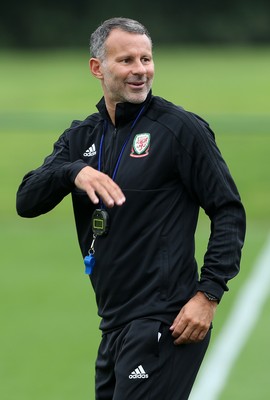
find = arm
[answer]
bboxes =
[16,131,125,218]
[171,113,246,344]
[16,132,86,217]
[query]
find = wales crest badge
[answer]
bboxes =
[130,133,151,158]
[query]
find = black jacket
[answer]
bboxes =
[16,92,246,331]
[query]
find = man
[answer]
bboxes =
[16,17,246,400]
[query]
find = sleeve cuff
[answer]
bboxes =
[63,160,88,185]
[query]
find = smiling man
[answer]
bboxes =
[16,17,246,400]
[90,27,154,121]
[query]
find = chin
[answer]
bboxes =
[127,92,148,104]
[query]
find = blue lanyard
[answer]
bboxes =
[84,108,145,274]
[98,105,145,181]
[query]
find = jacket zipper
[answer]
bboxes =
[109,127,118,177]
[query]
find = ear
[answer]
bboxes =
[89,58,103,80]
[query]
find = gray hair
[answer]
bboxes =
[90,17,152,60]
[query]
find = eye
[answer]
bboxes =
[141,57,151,64]
[121,58,131,64]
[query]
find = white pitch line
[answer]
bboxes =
[189,234,270,400]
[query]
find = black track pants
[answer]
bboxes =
[95,318,211,400]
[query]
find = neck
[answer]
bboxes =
[105,103,116,125]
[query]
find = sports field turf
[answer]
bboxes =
[1,47,270,399]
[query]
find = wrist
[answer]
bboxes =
[198,291,219,303]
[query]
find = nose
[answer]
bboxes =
[132,60,147,75]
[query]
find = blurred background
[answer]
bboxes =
[1,1,270,399]
[1,0,270,48]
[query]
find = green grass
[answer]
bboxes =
[1,47,270,399]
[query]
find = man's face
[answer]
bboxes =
[95,29,154,110]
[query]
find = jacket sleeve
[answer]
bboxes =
[175,113,246,301]
[16,130,87,218]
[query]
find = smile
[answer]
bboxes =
[127,81,146,88]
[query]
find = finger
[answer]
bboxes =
[197,329,207,341]
[86,185,114,208]
[170,309,184,331]
[171,316,204,344]
[106,183,126,206]
[175,326,208,345]
[171,322,186,338]
[173,324,195,345]
[85,188,100,205]
[91,180,125,208]
[92,174,126,206]
[75,167,125,207]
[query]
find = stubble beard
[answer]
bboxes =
[122,80,153,104]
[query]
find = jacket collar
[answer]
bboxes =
[96,90,153,127]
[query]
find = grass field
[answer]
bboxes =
[1,47,270,399]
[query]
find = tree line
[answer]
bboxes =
[1,0,270,48]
